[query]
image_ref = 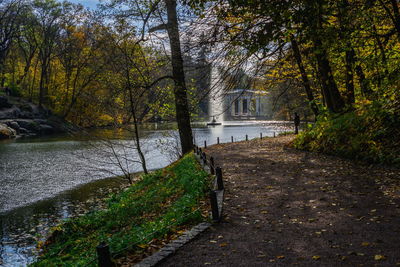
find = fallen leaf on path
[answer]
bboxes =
[374,255,386,260]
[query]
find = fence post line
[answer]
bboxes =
[216,167,224,190]
[96,242,113,267]
[246,134,248,141]
[202,152,207,165]
[217,137,220,144]
[231,136,234,143]
[204,140,207,148]
[260,133,262,139]
[209,190,219,221]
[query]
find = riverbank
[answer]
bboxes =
[31,153,211,266]
[160,135,400,266]
[0,96,73,140]
[0,175,130,266]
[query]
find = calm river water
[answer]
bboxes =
[0,121,292,266]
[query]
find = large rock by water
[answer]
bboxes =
[0,123,16,139]
[0,96,71,140]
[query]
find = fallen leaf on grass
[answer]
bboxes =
[276,255,285,259]
[374,255,386,261]
[361,242,370,246]
[312,255,321,260]
[219,243,228,247]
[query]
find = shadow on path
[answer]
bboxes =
[158,135,400,267]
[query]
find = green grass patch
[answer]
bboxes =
[31,153,211,266]
[293,102,400,167]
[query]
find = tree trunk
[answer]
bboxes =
[128,86,148,174]
[311,2,345,113]
[390,0,400,40]
[338,0,355,105]
[313,37,345,113]
[355,63,370,97]
[165,0,193,155]
[290,37,319,117]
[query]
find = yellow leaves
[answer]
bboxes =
[374,254,386,261]
[219,242,228,247]
[361,242,370,247]
[137,244,147,249]
[312,255,321,260]
[276,255,285,259]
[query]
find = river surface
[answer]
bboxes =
[0,121,292,266]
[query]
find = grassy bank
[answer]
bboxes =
[293,102,400,167]
[32,153,210,266]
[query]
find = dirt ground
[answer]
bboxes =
[158,135,400,267]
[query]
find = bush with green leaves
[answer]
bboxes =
[293,101,400,167]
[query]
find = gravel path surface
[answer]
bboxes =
[158,135,400,266]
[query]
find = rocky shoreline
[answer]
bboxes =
[0,96,72,140]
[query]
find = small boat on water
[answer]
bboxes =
[207,116,222,126]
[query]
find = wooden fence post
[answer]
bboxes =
[216,167,224,190]
[217,137,220,144]
[204,140,207,148]
[97,242,113,267]
[246,134,248,141]
[209,190,219,221]
[231,136,234,143]
[202,152,207,165]
[273,132,276,137]
[210,157,215,175]
[260,133,262,139]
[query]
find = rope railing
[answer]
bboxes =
[195,131,278,150]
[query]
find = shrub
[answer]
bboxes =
[293,101,400,167]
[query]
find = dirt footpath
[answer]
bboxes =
[158,135,400,267]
